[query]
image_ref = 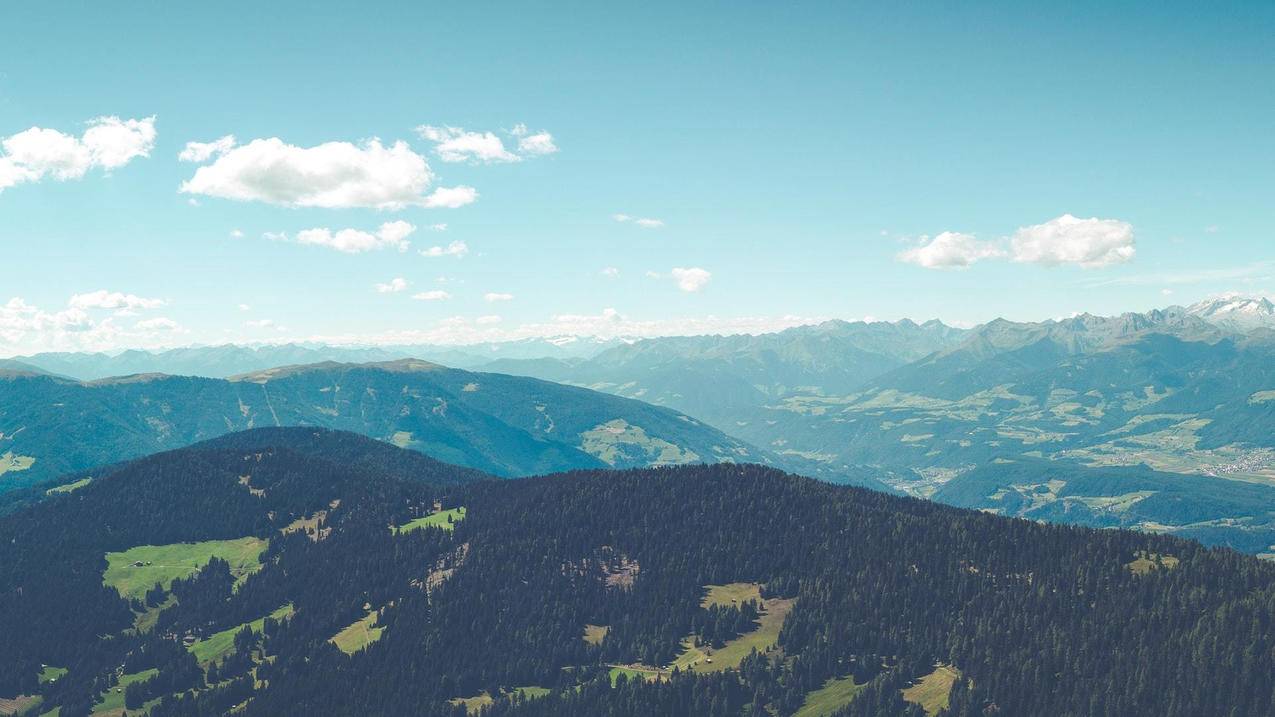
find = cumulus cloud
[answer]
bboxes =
[417,123,558,163]
[178,135,235,162]
[375,277,408,294]
[897,232,1005,269]
[178,137,474,210]
[0,115,156,192]
[420,240,469,258]
[412,290,451,301]
[68,290,165,312]
[613,213,664,229]
[417,126,518,163]
[601,267,620,278]
[670,267,712,292]
[484,292,514,302]
[1010,214,1135,268]
[0,292,177,353]
[295,220,416,254]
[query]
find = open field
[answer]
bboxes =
[91,668,157,715]
[45,478,91,495]
[449,687,550,713]
[0,452,35,477]
[1127,551,1181,575]
[671,583,795,674]
[901,664,960,716]
[103,537,268,601]
[189,604,294,666]
[0,695,42,716]
[330,610,384,655]
[393,507,466,534]
[583,624,609,646]
[607,665,665,685]
[794,675,865,717]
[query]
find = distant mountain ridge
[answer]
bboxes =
[0,359,766,493]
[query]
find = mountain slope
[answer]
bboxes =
[0,360,764,492]
[2,430,1274,716]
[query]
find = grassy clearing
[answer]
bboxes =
[670,583,796,674]
[189,604,294,667]
[0,452,35,477]
[330,610,384,655]
[1127,551,1181,575]
[91,668,157,715]
[103,537,268,601]
[608,665,665,685]
[38,666,67,685]
[794,675,865,717]
[583,624,609,646]
[449,687,550,713]
[0,695,42,716]
[46,478,91,496]
[901,665,960,716]
[393,507,466,535]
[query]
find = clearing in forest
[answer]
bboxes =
[794,675,866,717]
[188,604,294,667]
[583,624,609,646]
[330,609,384,655]
[46,477,91,495]
[901,664,961,716]
[103,537,268,601]
[1126,551,1180,575]
[670,582,795,674]
[90,667,157,715]
[449,687,550,712]
[393,506,466,535]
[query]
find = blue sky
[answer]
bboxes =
[1,1,1272,354]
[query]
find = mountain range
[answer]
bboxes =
[0,359,763,494]
[3,428,1273,716]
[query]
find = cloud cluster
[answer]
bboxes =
[178,137,475,210]
[666,267,712,292]
[293,220,416,254]
[0,116,156,192]
[417,123,558,164]
[898,214,1135,270]
[484,292,514,303]
[0,291,180,353]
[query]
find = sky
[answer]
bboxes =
[1,1,1273,355]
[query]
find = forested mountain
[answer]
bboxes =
[0,360,762,493]
[3,428,1275,717]
[475,307,1275,553]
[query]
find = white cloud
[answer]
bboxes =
[245,319,277,329]
[178,137,470,210]
[1010,214,1135,268]
[484,292,514,302]
[601,267,620,278]
[897,232,1004,269]
[134,317,181,332]
[238,304,252,311]
[417,125,518,163]
[422,185,478,208]
[670,267,712,292]
[420,240,469,258]
[375,277,409,294]
[475,314,502,325]
[179,134,235,162]
[229,229,244,238]
[614,213,664,228]
[68,290,165,312]
[295,220,416,254]
[517,131,558,157]
[428,223,448,232]
[412,290,451,301]
[0,115,156,192]
[417,123,558,163]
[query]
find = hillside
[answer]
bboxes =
[2,429,1274,716]
[0,360,763,492]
